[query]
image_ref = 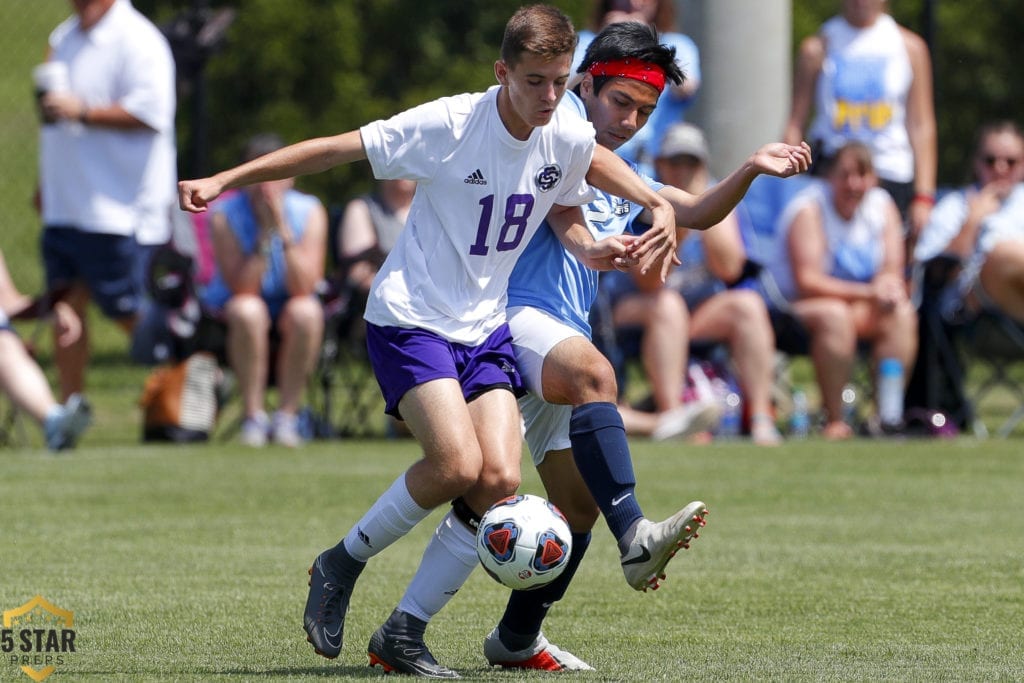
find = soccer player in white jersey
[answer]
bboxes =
[378,22,813,674]
[179,5,683,678]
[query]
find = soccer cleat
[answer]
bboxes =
[367,624,460,678]
[303,550,358,659]
[483,627,594,671]
[45,393,93,451]
[620,501,708,591]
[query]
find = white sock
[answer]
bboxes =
[343,473,432,562]
[397,511,478,623]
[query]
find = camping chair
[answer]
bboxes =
[304,206,387,438]
[960,309,1024,438]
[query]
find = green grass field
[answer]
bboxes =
[3,429,1022,681]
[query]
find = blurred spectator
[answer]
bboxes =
[0,248,92,451]
[334,178,415,334]
[784,0,936,239]
[602,124,781,445]
[767,142,918,438]
[915,121,1024,323]
[37,0,177,400]
[199,134,328,448]
[574,0,701,176]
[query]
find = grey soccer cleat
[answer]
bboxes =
[303,548,362,659]
[620,501,708,591]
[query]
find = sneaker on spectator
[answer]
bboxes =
[240,411,269,447]
[651,398,721,441]
[44,393,93,452]
[271,410,303,448]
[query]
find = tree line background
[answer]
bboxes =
[131,0,1024,201]
[1,0,1022,290]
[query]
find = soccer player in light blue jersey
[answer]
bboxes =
[385,21,812,673]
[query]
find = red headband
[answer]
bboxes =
[587,58,666,93]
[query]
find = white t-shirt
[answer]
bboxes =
[770,180,892,301]
[360,86,596,345]
[40,0,177,243]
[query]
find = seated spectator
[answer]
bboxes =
[767,141,918,438]
[0,248,91,451]
[914,120,1024,323]
[334,178,414,335]
[199,133,328,447]
[602,123,782,445]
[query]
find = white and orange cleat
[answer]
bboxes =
[483,627,594,671]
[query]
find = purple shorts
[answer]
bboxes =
[366,323,524,419]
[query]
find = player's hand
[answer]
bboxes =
[751,141,813,178]
[178,177,224,213]
[578,233,640,271]
[631,201,679,282]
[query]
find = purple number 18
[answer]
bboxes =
[469,193,535,256]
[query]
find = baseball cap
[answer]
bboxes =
[656,123,710,163]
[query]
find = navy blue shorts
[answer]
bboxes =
[366,322,524,419]
[42,227,141,320]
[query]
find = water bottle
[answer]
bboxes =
[718,391,742,439]
[790,388,810,438]
[877,358,904,430]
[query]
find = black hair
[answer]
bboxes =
[575,21,684,96]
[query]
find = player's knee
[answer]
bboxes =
[569,357,618,404]
[476,463,521,501]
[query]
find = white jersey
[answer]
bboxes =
[360,86,597,345]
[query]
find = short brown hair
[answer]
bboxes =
[500,4,577,67]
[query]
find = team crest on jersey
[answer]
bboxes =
[534,164,562,192]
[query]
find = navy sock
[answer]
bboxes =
[498,531,591,648]
[569,402,643,540]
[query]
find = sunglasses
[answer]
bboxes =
[980,155,1021,168]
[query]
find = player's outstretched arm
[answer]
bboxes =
[547,204,639,272]
[661,141,812,231]
[178,131,367,213]
[585,145,677,281]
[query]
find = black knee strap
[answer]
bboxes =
[451,496,481,531]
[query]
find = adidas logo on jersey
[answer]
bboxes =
[464,169,487,185]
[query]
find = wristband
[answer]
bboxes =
[912,192,935,206]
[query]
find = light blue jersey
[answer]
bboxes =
[507,93,662,338]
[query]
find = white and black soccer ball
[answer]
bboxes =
[476,494,572,591]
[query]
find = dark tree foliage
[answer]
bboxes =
[136,0,587,206]
[136,0,1024,196]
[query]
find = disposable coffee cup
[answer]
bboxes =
[32,61,70,123]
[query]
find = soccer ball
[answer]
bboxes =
[476,494,572,591]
